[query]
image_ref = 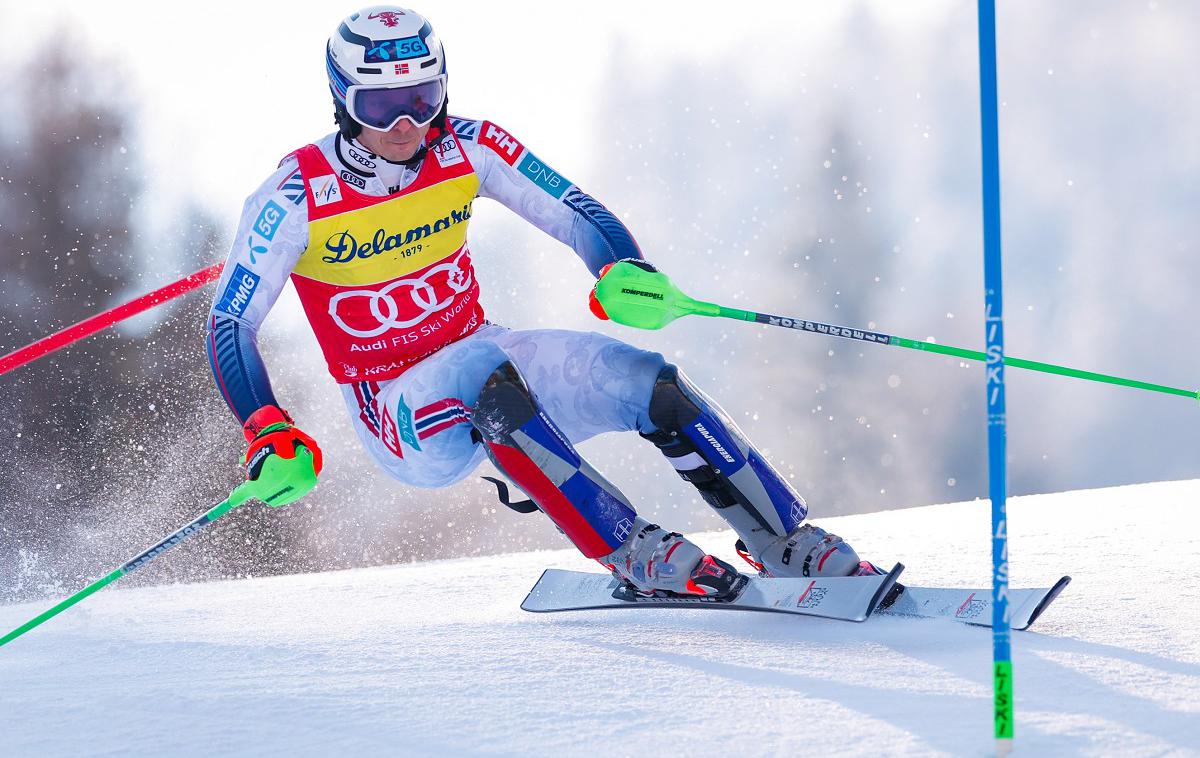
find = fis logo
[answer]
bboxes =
[309,175,343,207]
[216,264,261,318]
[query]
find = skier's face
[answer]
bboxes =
[355,118,430,162]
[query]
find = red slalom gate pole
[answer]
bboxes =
[0,263,224,377]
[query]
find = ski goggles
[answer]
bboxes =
[347,76,446,132]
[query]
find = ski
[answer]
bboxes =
[876,576,1071,630]
[521,563,904,622]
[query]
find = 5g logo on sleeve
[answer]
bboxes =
[253,200,287,241]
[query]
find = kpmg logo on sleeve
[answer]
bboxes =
[253,200,287,241]
[216,264,261,318]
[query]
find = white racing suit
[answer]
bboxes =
[206,117,842,573]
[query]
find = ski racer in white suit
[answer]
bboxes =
[207,5,881,598]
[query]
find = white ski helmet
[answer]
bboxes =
[326,6,448,138]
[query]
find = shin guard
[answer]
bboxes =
[472,361,637,559]
[642,365,808,555]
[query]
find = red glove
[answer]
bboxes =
[242,405,324,482]
[589,262,618,319]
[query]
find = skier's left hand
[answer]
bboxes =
[589,259,685,330]
[588,258,660,320]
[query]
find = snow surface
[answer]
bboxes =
[2,480,1199,757]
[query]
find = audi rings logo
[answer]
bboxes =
[328,251,474,338]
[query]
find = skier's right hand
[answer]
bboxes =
[241,404,324,506]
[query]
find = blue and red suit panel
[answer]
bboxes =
[473,361,635,559]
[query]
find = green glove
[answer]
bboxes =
[241,405,322,507]
[589,259,719,329]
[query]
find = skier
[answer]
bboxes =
[206,5,881,599]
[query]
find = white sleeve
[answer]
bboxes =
[207,158,310,330]
[452,118,643,276]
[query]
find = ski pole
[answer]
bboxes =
[975,0,1014,747]
[590,261,1199,403]
[0,446,318,649]
[0,263,224,378]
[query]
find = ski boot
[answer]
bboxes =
[735,523,883,578]
[602,517,745,598]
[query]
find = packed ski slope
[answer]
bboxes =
[2,480,1198,757]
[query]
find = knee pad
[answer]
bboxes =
[642,365,807,539]
[473,360,637,559]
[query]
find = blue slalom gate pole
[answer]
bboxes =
[976,1,1013,753]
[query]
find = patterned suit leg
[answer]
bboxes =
[471,360,636,559]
